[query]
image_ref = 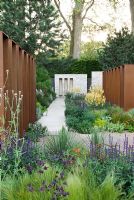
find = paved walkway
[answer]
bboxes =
[38,97,134,148]
[38,97,66,134]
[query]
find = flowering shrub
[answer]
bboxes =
[85,86,106,107]
[87,134,134,197]
[105,122,125,133]
[94,118,106,128]
[0,70,46,179]
[65,91,134,133]
[71,87,81,93]
[25,122,48,142]
[1,123,134,200]
[0,70,25,179]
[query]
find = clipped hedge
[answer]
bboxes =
[36,57,101,78]
[67,59,101,77]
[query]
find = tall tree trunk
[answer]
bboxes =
[130,0,134,35]
[72,10,82,59]
[70,30,74,57]
[69,2,83,59]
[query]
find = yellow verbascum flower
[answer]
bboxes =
[85,86,106,106]
[71,87,81,93]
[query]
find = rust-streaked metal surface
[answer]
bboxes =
[124,65,134,111]
[103,65,134,111]
[0,32,36,136]
[0,32,4,120]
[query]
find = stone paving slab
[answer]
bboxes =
[38,97,66,134]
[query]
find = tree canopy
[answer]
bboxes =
[0,0,65,56]
[98,28,134,69]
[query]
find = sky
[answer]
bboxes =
[58,0,131,42]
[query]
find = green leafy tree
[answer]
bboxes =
[0,0,64,56]
[81,41,102,60]
[58,41,70,58]
[54,0,127,59]
[99,28,134,69]
[54,0,95,59]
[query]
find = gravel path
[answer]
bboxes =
[70,132,134,149]
[39,132,134,153]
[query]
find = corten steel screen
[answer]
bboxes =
[103,65,134,111]
[0,32,36,136]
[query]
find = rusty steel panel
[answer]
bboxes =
[29,57,32,123]
[106,71,110,102]
[3,38,12,126]
[116,67,121,106]
[22,51,26,133]
[124,65,134,111]
[114,68,117,105]
[113,68,119,106]
[0,32,4,119]
[0,32,36,136]
[111,69,115,104]
[25,54,29,126]
[103,72,105,99]
[12,43,17,92]
[0,33,4,128]
[105,71,109,103]
[108,71,112,102]
[120,66,124,108]
[103,64,134,111]
[32,58,36,123]
[18,48,24,136]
